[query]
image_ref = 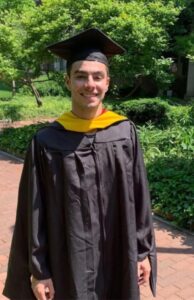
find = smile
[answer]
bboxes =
[81,93,98,97]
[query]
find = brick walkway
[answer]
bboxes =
[0,151,194,300]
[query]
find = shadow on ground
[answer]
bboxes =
[0,151,23,164]
[154,219,194,255]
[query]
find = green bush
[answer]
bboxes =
[18,85,33,95]
[113,98,171,126]
[0,123,47,158]
[0,81,11,91]
[19,80,66,97]
[189,103,194,124]
[167,105,192,126]
[139,124,194,162]
[140,124,194,229]
[148,156,194,230]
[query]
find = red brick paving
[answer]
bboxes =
[0,151,194,300]
[0,152,23,300]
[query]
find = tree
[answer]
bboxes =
[170,0,194,60]
[0,0,74,104]
[0,0,183,101]
[72,0,182,94]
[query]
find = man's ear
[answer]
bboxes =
[106,76,110,92]
[65,75,71,91]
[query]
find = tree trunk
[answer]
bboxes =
[23,78,42,106]
[12,80,16,97]
[29,81,42,107]
[123,76,143,99]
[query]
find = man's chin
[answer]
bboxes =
[84,100,101,108]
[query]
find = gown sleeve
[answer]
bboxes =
[131,122,157,297]
[26,136,52,280]
[3,135,51,300]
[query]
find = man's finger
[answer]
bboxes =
[46,281,55,300]
[34,284,47,300]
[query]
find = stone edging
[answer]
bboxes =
[0,150,24,163]
[153,214,194,236]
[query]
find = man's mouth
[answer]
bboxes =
[80,93,98,97]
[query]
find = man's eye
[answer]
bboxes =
[94,76,103,80]
[76,75,85,79]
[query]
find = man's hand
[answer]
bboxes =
[31,276,55,300]
[137,257,151,286]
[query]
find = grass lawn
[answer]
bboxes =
[0,94,72,121]
[0,94,116,121]
[0,90,12,99]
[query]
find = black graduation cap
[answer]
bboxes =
[47,28,125,68]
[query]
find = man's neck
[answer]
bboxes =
[71,104,103,120]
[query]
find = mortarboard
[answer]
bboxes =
[47,28,125,69]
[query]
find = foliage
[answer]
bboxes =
[76,0,181,91]
[170,0,194,59]
[148,157,194,229]
[49,72,69,95]
[0,80,12,99]
[19,75,68,97]
[0,0,182,94]
[139,124,194,161]
[113,98,171,126]
[189,102,194,122]
[0,123,47,158]
[139,121,194,229]
[0,95,71,121]
[0,0,73,83]
[170,105,193,126]
[0,80,11,90]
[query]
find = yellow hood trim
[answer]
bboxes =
[56,111,127,132]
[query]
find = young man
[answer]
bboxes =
[3,28,157,300]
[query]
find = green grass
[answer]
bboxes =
[0,90,12,99]
[0,94,117,121]
[0,95,72,121]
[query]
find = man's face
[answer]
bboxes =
[66,60,110,111]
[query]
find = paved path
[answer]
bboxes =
[0,151,194,300]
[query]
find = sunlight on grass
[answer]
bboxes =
[0,95,72,121]
[0,90,12,99]
[0,94,116,121]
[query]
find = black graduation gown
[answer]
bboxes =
[3,120,157,300]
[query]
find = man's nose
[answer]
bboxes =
[85,76,95,88]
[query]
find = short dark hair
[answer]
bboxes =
[66,61,110,77]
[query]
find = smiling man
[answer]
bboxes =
[66,60,110,118]
[3,28,157,300]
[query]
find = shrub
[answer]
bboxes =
[113,98,171,126]
[19,80,66,97]
[147,156,194,230]
[34,79,67,97]
[18,85,33,95]
[189,103,194,124]
[0,123,47,158]
[139,123,194,230]
[139,124,194,162]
